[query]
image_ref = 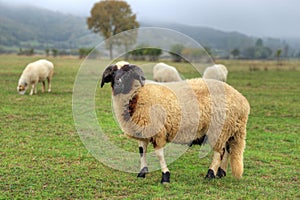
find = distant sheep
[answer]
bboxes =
[101,62,250,184]
[203,64,228,82]
[153,62,182,82]
[17,59,54,95]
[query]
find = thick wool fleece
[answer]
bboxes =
[113,78,249,152]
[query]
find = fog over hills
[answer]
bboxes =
[0,2,298,57]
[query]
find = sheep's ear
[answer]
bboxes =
[101,65,117,88]
[136,73,146,86]
[131,65,146,86]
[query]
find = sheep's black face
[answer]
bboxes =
[101,65,118,88]
[101,64,145,95]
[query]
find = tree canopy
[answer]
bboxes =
[87,0,139,59]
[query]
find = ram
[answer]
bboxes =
[101,62,250,184]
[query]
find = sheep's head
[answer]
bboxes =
[101,63,145,95]
[17,82,28,95]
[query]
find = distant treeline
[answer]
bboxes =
[8,42,300,61]
[13,47,97,59]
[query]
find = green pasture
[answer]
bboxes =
[0,55,299,199]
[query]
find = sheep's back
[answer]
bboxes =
[188,78,249,121]
[23,60,54,82]
[203,64,227,82]
[153,63,182,82]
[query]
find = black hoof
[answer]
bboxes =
[205,169,215,179]
[161,171,170,184]
[217,167,226,178]
[137,167,148,178]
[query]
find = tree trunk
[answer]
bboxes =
[109,43,113,60]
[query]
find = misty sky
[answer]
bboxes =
[5,0,300,38]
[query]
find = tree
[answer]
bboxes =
[169,44,184,62]
[255,38,263,47]
[243,38,272,59]
[87,0,139,59]
[128,45,162,61]
[45,48,50,57]
[146,48,162,61]
[78,48,93,59]
[231,48,240,59]
[276,49,282,65]
[51,48,58,57]
[18,48,34,56]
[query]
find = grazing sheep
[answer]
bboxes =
[17,59,54,95]
[153,62,182,82]
[101,62,250,184]
[203,64,228,82]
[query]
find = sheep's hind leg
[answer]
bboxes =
[34,83,37,94]
[47,77,52,92]
[205,150,222,179]
[155,147,170,184]
[137,140,149,178]
[217,148,229,178]
[42,81,45,93]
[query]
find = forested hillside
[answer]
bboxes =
[0,2,297,58]
[0,2,102,53]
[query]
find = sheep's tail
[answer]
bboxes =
[229,125,247,179]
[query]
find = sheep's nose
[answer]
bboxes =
[115,78,122,85]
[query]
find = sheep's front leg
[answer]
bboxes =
[155,148,170,184]
[137,140,149,178]
[205,150,222,179]
[30,83,35,95]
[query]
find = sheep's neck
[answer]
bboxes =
[112,88,139,121]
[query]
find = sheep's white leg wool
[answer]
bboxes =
[34,83,38,94]
[155,148,170,184]
[30,84,35,95]
[217,150,229,178]
[205,151,222,179]
[137,141,149,178]
[48,79,52,92]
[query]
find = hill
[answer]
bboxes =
[0,2,295,58]
[0,2,102,53]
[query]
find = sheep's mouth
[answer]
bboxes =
[18,85,26,94]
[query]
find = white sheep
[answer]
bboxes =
[17,59,54,95]
[153,62,182,82]
[203,64,228,82]
[101,63,250,184]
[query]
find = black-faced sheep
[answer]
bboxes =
[153,62,182,82]
[101,62,250,184]
[203,64,228,82]
[17,59,54,95]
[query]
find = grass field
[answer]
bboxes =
[0,55,299,199]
